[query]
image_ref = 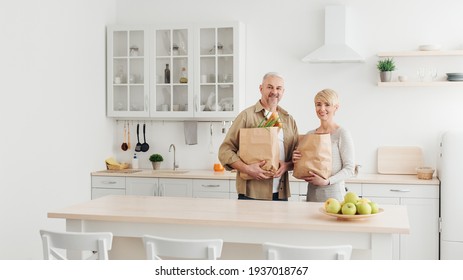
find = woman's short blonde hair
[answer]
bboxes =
[314,88,339,106]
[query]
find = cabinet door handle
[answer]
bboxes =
[101,181,117,185]
[390,189,411,192]
[201,184,220,188]
[159,184,164,196]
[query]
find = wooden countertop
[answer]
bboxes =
[48,195,410,234]
[92,169,439,185]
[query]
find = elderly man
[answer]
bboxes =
[218,72,299,201]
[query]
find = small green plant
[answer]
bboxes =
[149,153,164,162]
[377,58,396,72]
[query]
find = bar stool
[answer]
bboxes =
[40,229,113,260]
[263,242,352,260]
[142,235,223,260]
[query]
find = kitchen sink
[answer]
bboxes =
[151,169,190,174]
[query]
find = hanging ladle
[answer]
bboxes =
[135,123,142,152]
[141,123,150,152]
[121,122,128,151]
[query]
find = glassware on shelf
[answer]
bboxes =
[130,46,139,56]
[172,44,179,56]
[429,68,438,81]
[417,68,426,82]
[115,66,125,84]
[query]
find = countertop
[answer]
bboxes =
[92,169,439,185]
[48,195,410,234]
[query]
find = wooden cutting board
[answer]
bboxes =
[377,146,423,174]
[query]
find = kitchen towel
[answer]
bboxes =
[184,121,198,145]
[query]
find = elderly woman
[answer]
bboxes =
[293,89,355,202]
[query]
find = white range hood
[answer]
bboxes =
[302,6,364,63]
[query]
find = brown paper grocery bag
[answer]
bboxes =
[239,127,280,180]
[293,133,332,179]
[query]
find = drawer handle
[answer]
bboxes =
[102,181,117,185]
[201,184,220,188]
[390,189,411,192]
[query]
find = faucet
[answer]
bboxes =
[169,144,179,170]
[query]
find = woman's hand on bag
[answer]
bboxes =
[292,150,301,163]
[274,160,293,178]
[303,171,329,186]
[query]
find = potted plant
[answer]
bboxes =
[377,57,396,82]
[149,153,163,170]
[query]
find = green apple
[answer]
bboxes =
[324,198,341,214]
[356,201,372,215]
[341,202,357,215]
[344,192,359,204]
[357,197,371,204]
[369,202,379,214]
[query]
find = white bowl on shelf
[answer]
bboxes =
[398,75,408,82]
[419,44,441,51]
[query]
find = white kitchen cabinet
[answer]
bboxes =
[346,183,362,194]
[158,178,193,197]
[91,176,126,199]
[192,179,230,199]
[126,177,157,196]
[150,25,194,118]
[376,50,463,87]
[107,22,245,120]
[289,181,303,201]
[126,177,193,197]
[193,22,245,120]
[229,180,237,199]
[107,26,150,117]
[362,183,439,260]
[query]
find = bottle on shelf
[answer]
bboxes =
[164,64,170,84]
[179,67,188,83]
[132,153,139,169]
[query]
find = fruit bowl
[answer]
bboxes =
[319,207,384,221]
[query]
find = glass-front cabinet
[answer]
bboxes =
[151,26,193,118]
[194,22,245,119]
[106,22,244,120]
[107,26,150,117]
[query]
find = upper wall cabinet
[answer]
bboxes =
[107,26,150,118]
[106,22,245,120]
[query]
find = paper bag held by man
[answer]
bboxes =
[239,127,280,180]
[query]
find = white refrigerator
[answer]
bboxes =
[438,131,463,259]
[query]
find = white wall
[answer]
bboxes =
[0,0,116,259]
[113,0,463,172]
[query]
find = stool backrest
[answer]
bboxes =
[40,230,113,260]
[142,235,223,260]
[263,242,352,260]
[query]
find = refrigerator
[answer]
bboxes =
[438,130,463,259]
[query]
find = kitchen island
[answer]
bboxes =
[48,195,410,260]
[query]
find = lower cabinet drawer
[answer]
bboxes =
[362,184,438,199]
[193,192,230,199]
[92,188,125,199]
[92,176,125,189]
[193,179,229,193]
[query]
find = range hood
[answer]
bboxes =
[302,6,364,63]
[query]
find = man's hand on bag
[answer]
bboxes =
[246,160,274,180]
[303,171,329,186]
